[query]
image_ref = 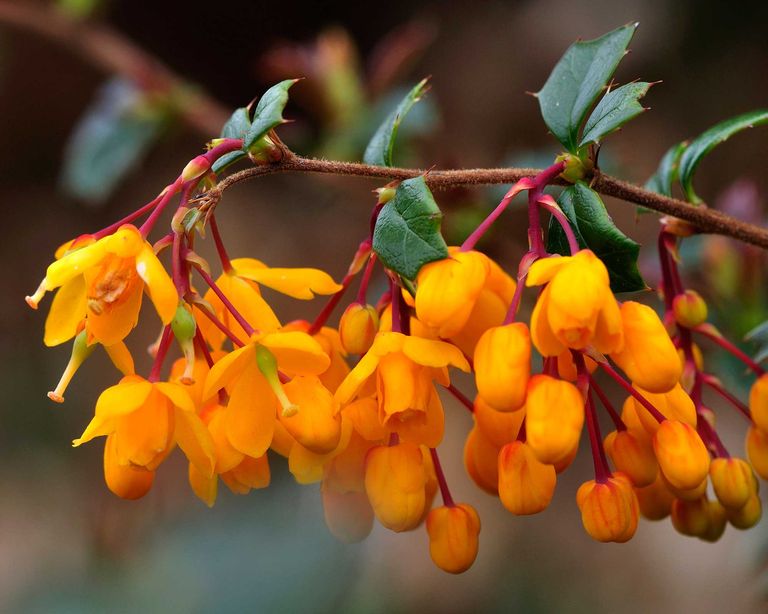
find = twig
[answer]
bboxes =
[200,152,768,250]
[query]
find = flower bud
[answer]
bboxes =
[280,376,341,455]
[749,374,768,432]
[746,426,768,480]
[181,154,211,181]
[474,396,525,448]
[426,503,481,574]
[339,303,379,355]
[611,301,681,393]
[653,420,710,491]
[604,429,658,487]
[629,383,696,436]
[700,500,727,542]
[672,290,708,328]
[498,441,556,515]
[364,442,427,532]
[635,474,674,520]
[473,323,530,411]
[103,435,154,500]
[463,426,500,495]
[710,457,755,510]
[661,471,708,501]
[671,496,710,537]
[525,375,583,464]
[322,489,374,544]
[576,475,638,543]
[727,494,762,529]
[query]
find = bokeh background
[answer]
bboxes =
[3,0,768,612]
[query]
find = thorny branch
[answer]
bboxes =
[200,149,768,250]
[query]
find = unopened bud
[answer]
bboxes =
[339,303,379,355]
[749,374,768,432]
[555,152,593,183]
[181,155,212,182]
[673,290,708,328]
[498,440,556,515]
[746,426,768,480]
[653,420,710,491]
[710,457,755,510]
[426,503,481,574]
[671,496,710,537]
[727,493,762,529]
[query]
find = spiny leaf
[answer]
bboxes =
[678,109,768,203]
[243,79,298,150]
[537,23,637,152]
[220,107,251,140]
[364,78,430,167]
[372,175,448,280]
[645,141,688,197]
[579,81,652,147]
[546,181,646,293]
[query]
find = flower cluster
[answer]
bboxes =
[26,137,766,575]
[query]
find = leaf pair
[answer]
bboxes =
[537,23,651,154]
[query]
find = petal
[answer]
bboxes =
[114,390,174,469]
[225,366,276,458]
[259,331,330,375]
[530,286,565,357]
[218,274,281,334]
[94,376,153,419]
[402,336,470,371]
[227,454,271,490]
[44,276,86,347]
[525,255,571,287]
[135,245,178,325]
[203,344,255,399]
[104,225,145,258]
[73,414,118,447]
[378,353,418,416]
[175,407,216,477]
[155,382,196,413]
[370,331,406,356]
[104,341,135,376]
[233,258,342,299]
[85,278,144,346]
[45,240,108,290]
[334,350,381,406]
[188,463,218,507]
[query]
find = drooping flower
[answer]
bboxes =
[473,323,531,412]
[27,225,178,347]
[526,250,623,356]
[426,503,481,574]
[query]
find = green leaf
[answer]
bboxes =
[546,181,646,293]
[537,23,637,152]
[220,107,251,139]
[645,141,688,197]
[363,78,430,167]
[579,82,651,147]
[678,109,768,202]
[372,176,448,280]
[243,79,298,150]
[211,151,247,174]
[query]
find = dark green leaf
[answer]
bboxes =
[547,181,646,292]
[579,81,651,147]
[220,107,251,139]
[679,109,768,202]
[372,176,448,280]
[211,151,247,174]
[537,23,637,152]
[645,141,688,197]
[363,78,430,167]
[243,79,298,150]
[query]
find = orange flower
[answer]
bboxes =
[652,420,710,491]
[498,440,556,515]
[426,503,481,574]
[473,323,531,412]
[524,375,584,464]
[27,225,177,347]
[576,474,639,542]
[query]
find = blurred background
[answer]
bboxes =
[3,0,768,612]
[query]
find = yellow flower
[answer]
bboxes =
[27,225,177,347]
[746,426,768,480]
[749,374,768,432]
[103,433,155,500]
[426,503,481,574]
[709,457,756,510]
[74,375,215,498]
[202,331,330,460]
[335,332,470,448]
[611,301,681,393]
[463,425,501,495]
[526,250,623,356]
[604,429,658,488]
[339,303,379,355]
[473,323,531,412]
[624,382,696,435]
[415,249,515,354]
